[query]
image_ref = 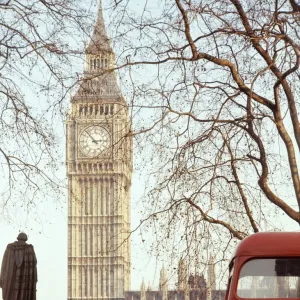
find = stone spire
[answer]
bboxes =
[72,0,124,103]
[141,278,146,300]
[178,258,188,291]
[159,265,168,291]
[86,0,112,54]
[207,256,216,291]
[206,256,216,300]
[141,278,146,290]
[184,282,190,300]
[159,265,168,300]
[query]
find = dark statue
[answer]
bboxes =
[0,233,37,300]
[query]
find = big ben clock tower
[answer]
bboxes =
[66,2,132,300]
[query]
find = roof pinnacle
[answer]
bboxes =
[86,0,112,54]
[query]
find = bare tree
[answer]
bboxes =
[0,0,96,217]
[106,0,300,280]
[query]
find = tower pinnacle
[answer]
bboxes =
[178,258,188,291]
[73,0,123,103]
[159,265,168,291]
[141,278,146,292]
[86,0,112,54]
[207,255,216,290]
[141,279,146,300]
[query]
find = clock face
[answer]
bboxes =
[79,126,110,157]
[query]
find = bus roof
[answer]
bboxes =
[234,232,300,257]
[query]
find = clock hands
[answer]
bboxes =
[80,126,110,157]
[85,131,98,144]
[85,132,108,146]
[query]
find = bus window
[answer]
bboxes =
[237,258,300,298]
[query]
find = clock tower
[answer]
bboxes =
[66,2,132,300]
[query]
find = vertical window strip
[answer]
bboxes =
[101,179,104,215]
[90,266,93,297]
[106,225,109,253]
[111,225,114,253]
[85,267,88,297]
[80,181,83,258]
[85,181,88,215]
[101,267,103,296]
[90,225,93,256]
[68,266,72,297]
[90,179,93,215]
[106,179,109,215]
[110,266,113,297]
[85,226,88,256]
[111,179,114,216]
[81,265,84,298]
[106,267,109,297]
[79,266,82,298]
[101,225,103,254]
[79,225,82,258]
[96,179,99,217]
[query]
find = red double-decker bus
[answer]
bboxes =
[226,232,300,300]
